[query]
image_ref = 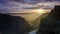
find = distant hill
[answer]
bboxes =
[31,12,49,29]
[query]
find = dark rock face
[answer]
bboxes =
[0,13,33,34]
[37,6,60,34]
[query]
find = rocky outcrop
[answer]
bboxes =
[0,13,33,34]
[37,6,60,34]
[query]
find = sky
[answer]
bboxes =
[0,0,60,13]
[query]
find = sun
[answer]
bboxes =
[35,9,47,13]
[31,9,49,13]
[37,9,45,13]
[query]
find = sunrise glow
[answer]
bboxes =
[33,9,48,13]
[37,9,45,13]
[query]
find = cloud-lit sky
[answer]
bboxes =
[0,0,60,13]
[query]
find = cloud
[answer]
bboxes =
[0,2,19,12]
[0,0,31,4]
[0,0,60,4]
[0,0,60,13]
[0,1,36,13]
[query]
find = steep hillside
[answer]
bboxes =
[31,13,49,29]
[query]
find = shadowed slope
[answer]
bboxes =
[37,6,60,34]
[0,13,33,34]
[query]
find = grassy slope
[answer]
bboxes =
[7,13,49,29]
[31,13,49,29]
